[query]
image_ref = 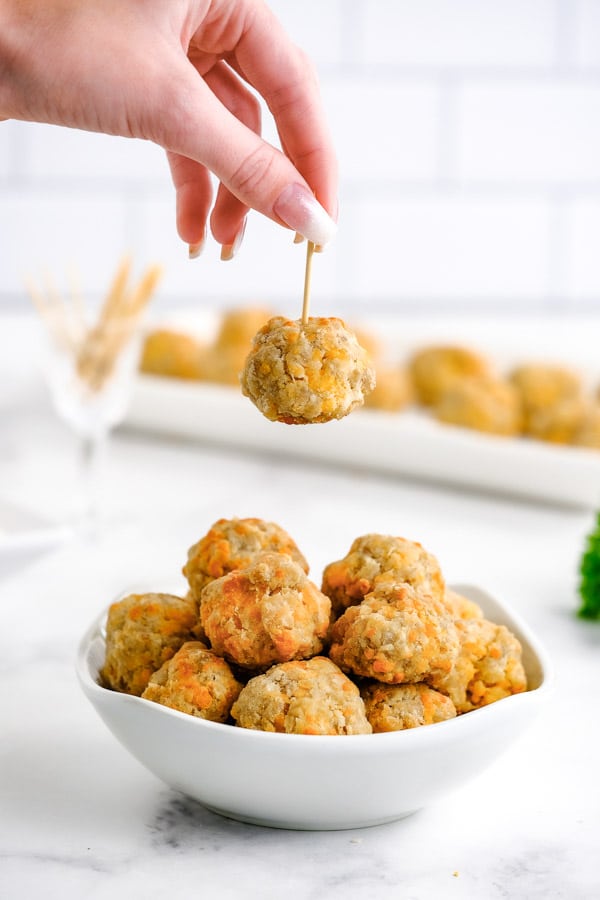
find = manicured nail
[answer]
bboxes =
[293,232,305,244]
[220,218,247,261]
[273,184,337,247]
[188,229,206,259]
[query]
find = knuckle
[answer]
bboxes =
[228,144,278,198]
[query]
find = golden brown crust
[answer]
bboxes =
[328,582,459,684]
[142,641,242,721]
[433,376,523,436]
[364,365,413,412]
[427,617,527,712]
[361,682,456,731]
[215,307,274,352]
[573,404,600,449]
[240,316,375,424]
[322,533,446,618]
[444,589,484,620]
[100,593,197,696]
[183,517,309,603]
[139,329,206,380]
[410,345,491,406]
[231,657,372,734]
[200,553,331,670]
[525,396,588,444]
[509,363,582,413]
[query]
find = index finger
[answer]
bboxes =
[228,3,338,218]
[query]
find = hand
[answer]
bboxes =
[0,0,338,256]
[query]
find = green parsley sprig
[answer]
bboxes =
[578,511,600,620]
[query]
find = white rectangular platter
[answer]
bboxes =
[125,374,600,509]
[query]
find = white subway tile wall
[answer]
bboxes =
[0,0,598,316]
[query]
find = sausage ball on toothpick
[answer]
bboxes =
[241,316,375,424]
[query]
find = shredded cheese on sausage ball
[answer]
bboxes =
[328,582,459,685]
[241,316,375,424]
[231,657,372,734]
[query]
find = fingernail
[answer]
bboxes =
[220,218,247,261]
[188,229,206,259]
[293,232,305,244]
[273,184,337,247]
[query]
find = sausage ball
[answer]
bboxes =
[410,345,491,406]
[196,307,273,385]
[142,641,242,722]
[427,617,527,713]
[525,396,588,445]
[573,404,600,449]
[322,533,446,619]
[444,589,484,621]
[215,306,274,352]
[328,582,459,685]
[240,316,375,424]
[139,329,206,380]
[364,365,413,413]
[433,377,523,437]
[200,553,331,670]
[361,682,456,732]
[183,517,309,604]
[231,657,372,734]
[509,363,582,417]
[101,592,197,696]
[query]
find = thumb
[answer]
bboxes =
[154,65,337,247]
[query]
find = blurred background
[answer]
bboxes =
[1,0,599,319]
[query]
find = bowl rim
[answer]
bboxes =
[76,582,554,748]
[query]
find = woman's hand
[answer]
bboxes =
[0,0,338,256]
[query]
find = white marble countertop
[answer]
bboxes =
[1,314,599,900]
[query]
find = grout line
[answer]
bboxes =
[315,62,600,81]
[339,181,600,200]
[3,178,600,200]
[339,0,367,70]
[554,0,578,71]
[3,293,599,314]
[435,75,459,185]
[546,192,570,309]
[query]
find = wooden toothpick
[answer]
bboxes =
[301,240,315,325]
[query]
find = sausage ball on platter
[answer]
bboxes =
[364,365,413,413]
[328,582,459,685]
[322,533,446,618]
[525,396,588,445]
[573,404,600,449]
[142,641,242,722]
[433,376,523,437]
[361,682,456,732]
[101,592,197,696]
[215,306,274,352]
[509,364,582,417]
[231,657,372,734]
[427,617,527,713]
[183,517,308,604]
[410,345,491,406]
[139,329,206,380]
[241,316,375,424]
[200,553,331,670]
[200,307,274,386]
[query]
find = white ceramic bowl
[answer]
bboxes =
[76,584,552,831]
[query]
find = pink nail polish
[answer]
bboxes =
[273,184,337,247]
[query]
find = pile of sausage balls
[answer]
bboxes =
[100,517,527,735]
